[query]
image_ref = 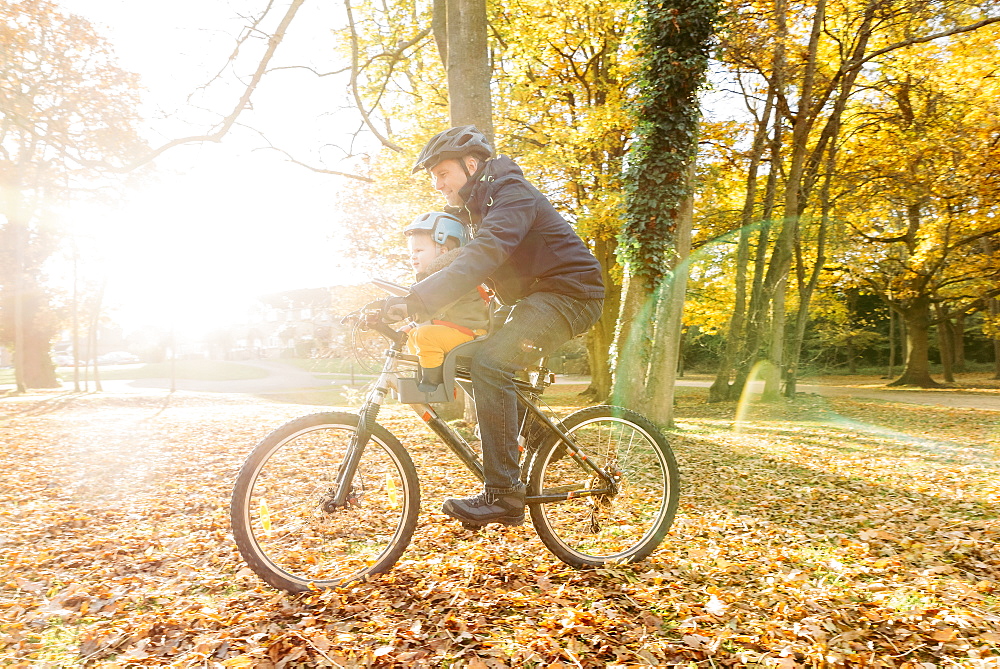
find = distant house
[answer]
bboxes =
[229,285,378,360]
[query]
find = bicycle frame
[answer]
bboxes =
[328,318,619,509]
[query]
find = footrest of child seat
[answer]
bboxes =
[394,377,453,404]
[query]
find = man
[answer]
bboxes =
[384,125,605,526]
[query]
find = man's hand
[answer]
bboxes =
[361,299,386,328]
[381,297,409,323]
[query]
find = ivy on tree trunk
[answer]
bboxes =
[612,0,720,414]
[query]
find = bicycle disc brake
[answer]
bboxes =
[321,485,361,512]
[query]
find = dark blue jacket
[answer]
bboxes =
[409,156,605,317]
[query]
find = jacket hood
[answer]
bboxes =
[415,247,462,281]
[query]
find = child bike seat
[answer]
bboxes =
[394,302,507,405]
[395,337,484,404]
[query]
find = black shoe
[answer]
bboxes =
[442,489,525,527]
[417,365,444,392]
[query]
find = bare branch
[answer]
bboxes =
[844,15,1000,75]
[192,0,279,103]
[343,0,404,152]
[124,0,309,171]
[255,145,374,182]
[266,64,352,77]
[359,27,432,70]
[845,218,910,244]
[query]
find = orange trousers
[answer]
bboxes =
[406,324,485,368]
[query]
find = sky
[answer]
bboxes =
[55,0,375,338]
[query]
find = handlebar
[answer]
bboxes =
[370,278,409,297]
[341,303,407,348]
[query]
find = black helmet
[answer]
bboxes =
[411,125,493,174]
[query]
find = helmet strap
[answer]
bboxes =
[460,158,472,179]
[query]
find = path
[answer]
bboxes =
[9,364,998,411]
[674,376,1000,411]
[51,360,347,396]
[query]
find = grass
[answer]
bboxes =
[261,388,363,406]
[2,359,279,388]
[67,360,270,382]
[283,357,360,374]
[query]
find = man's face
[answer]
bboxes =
[428,157,477,207]
[407,233,442,274]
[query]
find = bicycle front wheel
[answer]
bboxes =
[231,412,420,593]
[527,405,679,567]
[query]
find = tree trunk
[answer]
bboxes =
[611,272,654,407]
[440,0,494,140]
[710,89,774,402]
[935,305,955,383]
[889,296,940,387]
[785,167,832,397]
[7,209,59,391]
[12,217,27,394]
[764,0,827,401]
[432,0,448,65]
[646,167,695,426]
[585,235,620,400]
[678,326,694,378]
[613,0,719,409]
[22,330,59,389]
[707,222,748,401]
[763,274,787,401]
[89,280,106,392]
[991,298,1000,380]
[733,100,782,398]
[784,127,833,397]
[72,241,82,391]
[886,307,896,378]
[953,312,965,373]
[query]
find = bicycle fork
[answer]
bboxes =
[326,354,396,509]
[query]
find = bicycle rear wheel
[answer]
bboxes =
[527,405,679,567]
[231,412,420,593]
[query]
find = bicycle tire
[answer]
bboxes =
[231,412,420,593]
[527,405,679,567]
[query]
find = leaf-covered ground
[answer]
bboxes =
[1,384,998,667]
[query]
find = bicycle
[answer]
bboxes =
[230,280,680,593]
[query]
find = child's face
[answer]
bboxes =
[408,234,443,274]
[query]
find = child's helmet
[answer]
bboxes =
[404,211,470,247]
[411,125,493,174]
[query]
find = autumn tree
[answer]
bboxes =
[834,43,1000,386]
[0,0,147,391]
[700,0,1000,400]
[330,0,640,399]
[491,0,635,399]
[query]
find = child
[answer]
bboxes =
[403,212,490,391]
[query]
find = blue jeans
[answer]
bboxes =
[470,293,604,493]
